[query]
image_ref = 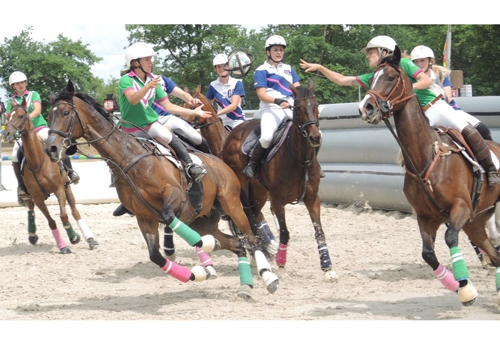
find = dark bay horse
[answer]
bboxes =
[358,49,500,307]
[3,100,98,253]
[180,85,230,157]
[45,80,278,297]
[221,79,338,281]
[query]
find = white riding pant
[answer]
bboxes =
[130,121,173,143]
[13,127,49,163]
[455,109,481,126]
[219,114,245,130]
[259,97,294,149]
[158,115,202,145]
[424,99,473,132]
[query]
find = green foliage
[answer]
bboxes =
[0,27,103,116]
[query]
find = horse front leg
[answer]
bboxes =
[51,187,80,247]
[65,186,98,250]
[304,194,337,282]
[137,217,206,283]
[32,195,70,254]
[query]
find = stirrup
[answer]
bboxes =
[187,163,207,183]
[487,172,500,186]
[243,161,258,179]
[68,170,80,185]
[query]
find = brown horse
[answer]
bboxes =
[221,78,338,281]
[45,80,278,297]
[358,47,500,307]
[180,85,230,157]
[2,99,98,253]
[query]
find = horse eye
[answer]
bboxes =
[64,110,70,116]
[388,76,396,81]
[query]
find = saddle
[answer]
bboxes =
[242,119,293,162]
[144,136,205,214]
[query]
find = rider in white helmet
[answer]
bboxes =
[5,71,79,202]
[113,42,213,216]
[242,34,301,179]
[410,45,493,141]
[300,35,500,186]
[206,53,247,130]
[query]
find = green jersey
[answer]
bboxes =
[356,58,438,108]
[6,90,48,128]
[118,72,168,129]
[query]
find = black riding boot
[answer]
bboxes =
[195,137,212,154]
[63,157,80,184]
[243,142,267,179]
[169,135,207,182]
[13,162,29,204]
[462,124,500,186]
[475,122,493,141]
[113,204,133,217]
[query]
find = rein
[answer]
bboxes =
[366,65,451,218]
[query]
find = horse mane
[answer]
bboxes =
[74,92,113,120]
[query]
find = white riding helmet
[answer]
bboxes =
[361,35,397,55]
[265,35,287,49]
[9,71,27,86]
[125,42,156,68]
[411,45,435,60]
[213,54,228,66]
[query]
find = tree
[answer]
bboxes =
[0,27,103,116]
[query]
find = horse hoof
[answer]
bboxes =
[262,270,279,294]
[276,266,287,278]
[87,238,99,250]
[191,265,207,282]
[60,247,72,254]
[165,253,177,261]
[70,234,81,245]
[205,265,217,280]
[28,234,39,245]
[458,280,478,306]
[237,284,252,299]
[324,270,339,282]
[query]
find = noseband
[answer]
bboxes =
[365,63,415,119]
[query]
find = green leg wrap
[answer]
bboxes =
[450,246,469,281]
[63,222,78,239]
[238,257,254,287]
[169,218,201,247]
[496,268,500,291]
[28,210,36,234]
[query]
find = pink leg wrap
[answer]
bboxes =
[276,243,288,266]
[161,260,191,283]
[434,264,459,292]
[51,228,67,249]
[479,247,487,255]
[196,247,213,267]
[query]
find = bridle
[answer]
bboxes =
[49,99,115,150]
[290,95,320,142]
[365,63,415,119]
[6,105,32,137]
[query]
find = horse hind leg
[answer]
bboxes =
[138,218,207,283]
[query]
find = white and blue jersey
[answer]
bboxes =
[206,76,246,124]
[253,60,300,108]
[152,75,176,116]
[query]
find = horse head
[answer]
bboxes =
[181,85,219,128]
[2,98,31,143]
[290,78,321,148]
[358,46,415,125]
[45,80,84,163]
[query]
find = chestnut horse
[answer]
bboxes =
[221,79,338,281]
[45,81,278,298]
[180,86,280,256]
[180,85,230,157]
[359,48,500,307]
[3,100,98,253]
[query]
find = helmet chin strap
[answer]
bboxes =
[132,58,149,76]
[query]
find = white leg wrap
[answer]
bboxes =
[191,265,207,282]
[77,219,94,240]
[254,250,272,275]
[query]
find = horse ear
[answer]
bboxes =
[290,83,298,97]
[49,91,56,103]
[308,78,315,93]
[66,80,75,95]
[183,86,190,93]
[195,85,201,94]
[393,45,401,64]
[21,97,27,108]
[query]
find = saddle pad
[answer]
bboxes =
[448,139,499,173]
[149,140,203,170]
